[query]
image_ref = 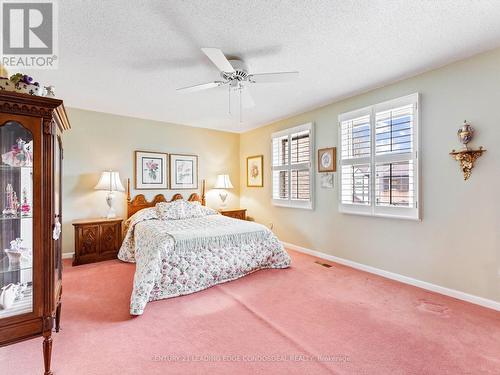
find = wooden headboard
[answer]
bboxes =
[126,179,206,218]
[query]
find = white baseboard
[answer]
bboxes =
[62,252,74,260]
[283,241,500,312]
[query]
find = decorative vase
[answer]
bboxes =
[0,77,43,96]
[21,187,31,216]
[457,121,474,149]
[4,248,22,269]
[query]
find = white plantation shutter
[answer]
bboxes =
[339,94,420,220]
[272,123,313,209]
[340,114,371,159]
[375,162,414,207]
[375,104,413,155]
[272,170,289,199]
[341,164,371,205]
[339,106,372,210]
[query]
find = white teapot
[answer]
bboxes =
[0,283,27,309]
[0,284,17,309]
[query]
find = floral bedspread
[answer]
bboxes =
[118,202,291,315]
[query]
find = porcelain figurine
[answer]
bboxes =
[2,183,17,216]
[1,138,33,167]
[15,283,27,300]
[12,191,19,212]
[457,121,474,149]
[21,139,33,166]
[44,85,56,98]
[11,238,23,251]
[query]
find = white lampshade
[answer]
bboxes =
[214,174,234,189]
[94,171,125,192]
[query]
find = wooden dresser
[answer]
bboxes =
[72,218,123,266]
[219,208,247,220]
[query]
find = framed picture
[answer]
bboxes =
[320,173,334,189]
[318,147,336,172]
[135,151,168,189]
[169,154,198,189]
[247,155,263,187]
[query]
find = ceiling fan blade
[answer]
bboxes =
[201,48,235,73]
[240,87,255,108]
[176,81,225,92]
[248,71,299,83]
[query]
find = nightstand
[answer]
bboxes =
[219,208,247,220]
[72,218,123,266]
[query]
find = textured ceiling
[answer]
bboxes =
[23,0,500,132]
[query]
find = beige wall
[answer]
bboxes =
[62,109,240,254]
[240,48,500,302]
[62,48,499,303]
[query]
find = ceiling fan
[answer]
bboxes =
[176,48,299,121]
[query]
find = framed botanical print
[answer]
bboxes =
[247,155,263,187]
[169,154,198,189]
[135,151,168,189]
[318,147,336,172]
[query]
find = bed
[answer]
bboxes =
[118,181,291,315]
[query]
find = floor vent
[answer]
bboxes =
[314,261,332,268]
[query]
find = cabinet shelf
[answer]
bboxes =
[0,285,32,319]
[0,164,32,171]
[0,255,32,275]
[0,215,33,221]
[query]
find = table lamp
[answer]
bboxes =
[213,174,233,209]
[94,171,125,218]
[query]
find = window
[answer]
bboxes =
[272,123,314,209]
[339,93,420,220]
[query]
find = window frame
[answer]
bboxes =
[338,93,420,220]
[271,122,314,210]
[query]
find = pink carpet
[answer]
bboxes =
[1,250,499,374]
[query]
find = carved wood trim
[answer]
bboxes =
[126,178,206,218]
[42,316,53,332]
[0,91,70,131]
[43,118,55,135]
[127,192,205,218]
[0,101,52,118]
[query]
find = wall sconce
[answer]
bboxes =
[450,121,486,180]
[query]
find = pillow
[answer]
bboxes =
[156,200,217,220]
[156,200,185,220]
[124,207,158,230]
[198,204,218,217]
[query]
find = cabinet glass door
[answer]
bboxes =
[54,136,62,300]
[0,121,33,318]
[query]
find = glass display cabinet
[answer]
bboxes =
[0,91,70,375]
